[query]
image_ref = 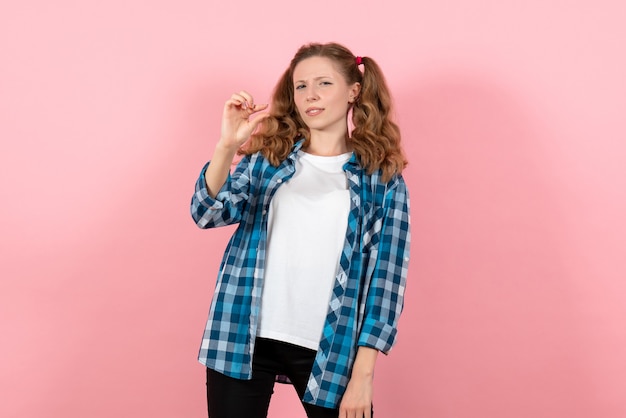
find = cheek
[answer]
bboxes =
[297,96,310,112]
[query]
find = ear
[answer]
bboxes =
[348,82,361,103]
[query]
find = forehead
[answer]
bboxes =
[293,56,342,82]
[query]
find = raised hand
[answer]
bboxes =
[204,91,269,198]
[219,90,270,150]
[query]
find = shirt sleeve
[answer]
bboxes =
[357,175,411,354]
[190,155,252,229]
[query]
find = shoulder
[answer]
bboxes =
[234,150,268,172]
[239,138,303,167]
[356,171,408,216]
[362,168,407,194]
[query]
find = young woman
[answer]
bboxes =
[190,42,411,418]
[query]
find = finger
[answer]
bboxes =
[247,112,271,131]
[339,405,351,418]
[238,90,254,108]
[249,103,269,113]
[225,95,246,109]
[364,406,372,418]
[226,91,254,107]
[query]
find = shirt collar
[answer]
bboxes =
[291,137,361,170]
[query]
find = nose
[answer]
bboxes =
[305,86,319,102]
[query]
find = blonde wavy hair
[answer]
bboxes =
[240,42,407,182]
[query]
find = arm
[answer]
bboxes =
[204,141,239,198]
[190,91,270,228]
[339,178,411,417]
[358,177,411,352]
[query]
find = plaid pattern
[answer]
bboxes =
[191,140,411,408]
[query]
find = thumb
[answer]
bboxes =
[249,112,271,131]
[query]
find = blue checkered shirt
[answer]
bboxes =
[190,140,411,408]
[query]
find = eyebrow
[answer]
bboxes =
[294,76,333,84]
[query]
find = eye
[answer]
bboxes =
[295,84,306,90]
[320,81,332,86]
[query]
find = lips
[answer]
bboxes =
[305,107,324,116]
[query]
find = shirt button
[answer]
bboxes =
[262,210,267,215]
[276,179,283,183]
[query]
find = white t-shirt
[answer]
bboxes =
[258,150,352,350]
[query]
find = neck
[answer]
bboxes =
[306,131,351,156]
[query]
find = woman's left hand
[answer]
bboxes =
[338,371,374,418]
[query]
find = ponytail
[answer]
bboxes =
[351,56,407,182]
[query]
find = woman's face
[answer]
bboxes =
[292,56,360,137]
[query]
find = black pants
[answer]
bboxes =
[206,338,339,418]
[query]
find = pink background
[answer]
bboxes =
[1,1,625,417]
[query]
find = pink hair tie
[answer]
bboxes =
[355,56,363,65]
